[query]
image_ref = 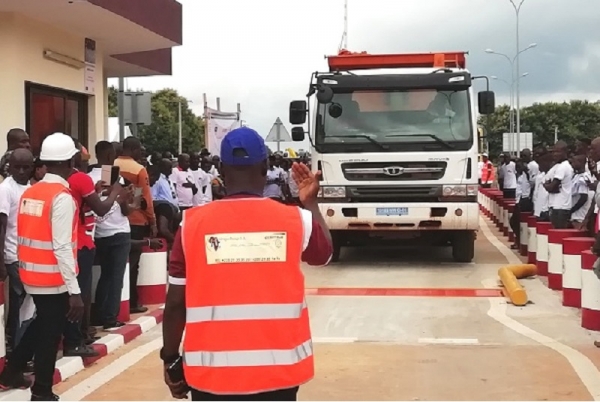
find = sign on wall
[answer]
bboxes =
[84,38,96,95]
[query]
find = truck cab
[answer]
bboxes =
[289,51,495,262]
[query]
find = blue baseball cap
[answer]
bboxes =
[220,127,268,166]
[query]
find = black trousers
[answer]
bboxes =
[510,198,533,244]
[64,247,95,348]
[502,188,516,200]
[550,208,571,229]
[191,387,299,401]
[129,225,150,308]
[1,293,69,396]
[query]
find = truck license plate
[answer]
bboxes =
[376,207,408,216]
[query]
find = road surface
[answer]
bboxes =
[5,217,600,401]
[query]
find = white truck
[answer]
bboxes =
[288,51,495,262]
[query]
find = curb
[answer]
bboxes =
[0,307,164,401]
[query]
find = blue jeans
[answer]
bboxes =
[94,233,131,324]
[64,247,96,348]
[5,262,32,350]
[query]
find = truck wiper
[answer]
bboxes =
[326,135,390,150]
[385,134,455,149]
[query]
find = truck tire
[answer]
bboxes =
[331,231,344,263]
[452,231,475,263]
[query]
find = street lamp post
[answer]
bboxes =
[173,98,193,155]
[511,0,525,157]
[492,72,529,155]
[485,41,535,156]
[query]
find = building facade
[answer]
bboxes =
[0,0,182,155]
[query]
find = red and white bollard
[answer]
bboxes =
[137,239,168,305]
[535,222,552,276]
[527,216,538,264]
[547,229,586,290]
[519,212,533,256]
[581,250,600,331]
[562,237,595,308]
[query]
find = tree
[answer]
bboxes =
[479,100,600,157]
[107,86,204,154]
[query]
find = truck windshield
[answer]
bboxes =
[315,89,472,152]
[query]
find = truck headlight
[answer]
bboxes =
[442,185,467,197]
[466,185,478,196]
[320,186,346,198]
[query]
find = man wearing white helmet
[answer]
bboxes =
[0,133,83,401]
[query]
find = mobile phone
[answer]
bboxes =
[166,356,185,383]
[110,166,120,185]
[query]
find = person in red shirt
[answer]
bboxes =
[162,127,332,401]
[63,138,126,357]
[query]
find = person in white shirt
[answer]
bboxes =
[522,148,539,189]
[533,150,552,222]
[544,141,574,229]
[570,155,592,229]
[510,160,533,249]
[88,141,132,329]
[263,155,285,201]
[189,152,212,205]
[502,155,517,199]
[170,154,197,211]
[0,149,33,351]
[498,154,506,190]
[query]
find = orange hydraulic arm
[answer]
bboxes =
[327,50,467,72]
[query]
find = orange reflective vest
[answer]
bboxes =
[17,182,79,287]
[181,198,313,395]
[481,161,495,184]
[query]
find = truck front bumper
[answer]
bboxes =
[319,202,479,231]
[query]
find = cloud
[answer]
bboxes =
[114,0,600,140]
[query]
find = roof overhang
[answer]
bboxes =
[0,0,182,77]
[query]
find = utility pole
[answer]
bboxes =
[178,100,183,155]
[554,126,558,144]
[118,77,125,141]
[275,118,282,153]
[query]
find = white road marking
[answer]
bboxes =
[418,338,479,345]
[312,337,358,343]
[59,337,162,401]
[480,216,600,400]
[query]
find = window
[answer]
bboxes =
[26,83,88,156]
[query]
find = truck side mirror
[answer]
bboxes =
[478,91,495,115]
[291,127,305,142]
[289,101,307,125]
[316,85,334,104]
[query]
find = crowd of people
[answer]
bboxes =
[480,138,600,251]
[0,127,313,400]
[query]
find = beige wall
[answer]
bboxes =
[0,12,107,158]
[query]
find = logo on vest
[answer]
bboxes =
[208,236,221,251]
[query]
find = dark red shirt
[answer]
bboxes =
[168,195,332,283]
[67,170,96,250]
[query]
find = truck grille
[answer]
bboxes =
[347,186,442,203]
[342,161,447,181]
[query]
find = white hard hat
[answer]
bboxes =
[40,133,79,161]
[482,152,489,157]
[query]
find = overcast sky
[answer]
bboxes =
[113,0,600,138]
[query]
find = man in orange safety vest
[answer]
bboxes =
[0,132,84,401]
[161,127,333,401]
[480,153,495,188]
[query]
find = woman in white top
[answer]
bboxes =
[570,155,592,229]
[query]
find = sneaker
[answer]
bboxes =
[103,321,125,330]
[130,305,148,314]
[63,345,99,358]
[31,393,59,401]
[0,373,32,391]
[84,336,101,345]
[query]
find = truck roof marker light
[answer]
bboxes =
[327,51,468,72]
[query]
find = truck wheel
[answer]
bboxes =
[452,231,475,263]
[331,232,344,263]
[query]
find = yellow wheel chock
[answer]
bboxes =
[497,264,537,306]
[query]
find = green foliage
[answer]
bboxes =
[478,100,600,157]
[107,86,204,155]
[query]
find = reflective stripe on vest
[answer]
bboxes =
[186,301,307,323]
[181,198,313,394]
[184,339,312,368]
